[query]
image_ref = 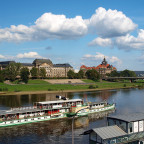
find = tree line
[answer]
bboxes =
[106,69,136,77]
[0,62,137,83]
[67,69,137,81]
[0,63,47,83]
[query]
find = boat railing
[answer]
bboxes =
[0,113,51,122]
[11,106,37,111]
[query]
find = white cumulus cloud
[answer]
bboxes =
[86,7,137,38]
[0,54,5,59]
[0,13,87,42]
[115,29,144,51]
[0,7,136,43]
[88,37,112,47]
[82,52,122,65]
[16,52,44,59]
[82,52,107,60]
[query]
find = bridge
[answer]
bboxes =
[102,77,144,82]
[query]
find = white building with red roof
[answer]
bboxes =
[80,57,116,77]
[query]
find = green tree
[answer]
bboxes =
[20,67,30,83]
[120,69,136,77]
[5,62,21,81]
[85,69,100,81]
[78,70,85,79]
[0,70,4,82]
[30,67,39,79]
[109,70,120,77]
[39,68,46,79]
[67,70,75,79]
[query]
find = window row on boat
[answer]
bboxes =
[35,100,83,109]
[90,102,107,109]
[0,108,68,122]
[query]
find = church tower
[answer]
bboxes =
[101,57,107,65]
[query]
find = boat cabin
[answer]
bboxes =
[35,99,83,109]
[90,102,107,109]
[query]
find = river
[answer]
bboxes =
[0,88,144,144]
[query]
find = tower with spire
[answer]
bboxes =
[101,57,107,66]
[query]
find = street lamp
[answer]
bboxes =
[70,108,87,144]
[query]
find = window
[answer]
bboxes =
[129,122,133,133]
[119,121,127,132]
[90,132,96,141]
[108,119,115,126]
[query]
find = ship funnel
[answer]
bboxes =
[56,95,69,100]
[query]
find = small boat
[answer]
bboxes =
[0,97,115,127]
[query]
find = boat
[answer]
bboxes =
[0,97,115,127]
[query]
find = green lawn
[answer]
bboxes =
[0,81,142,92]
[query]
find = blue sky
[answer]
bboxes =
[0,0,144,71]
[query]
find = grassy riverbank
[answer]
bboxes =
[0,79,143,95]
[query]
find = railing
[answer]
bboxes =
[108,131,144,144]
[10,106,36,111]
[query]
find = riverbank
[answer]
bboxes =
[0,79,143,96]
[0,85,139,96]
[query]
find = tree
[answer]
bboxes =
[108,70,120,77]
[85,69,100,81]
[20,67,30,83]
[0,70,4,82]
[5,62,21,81]
[39,68,46,79]
[120,69,136,77]
[67,70,75,79]
[30,67,39,79]
[78,70,85,79]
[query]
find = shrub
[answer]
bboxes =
[95,85,99,88]
[89,85,95,89]
[123,84,127,87]
[48,88,53,91]
[14,89,21,92]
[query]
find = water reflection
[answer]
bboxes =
[0,88,144,143]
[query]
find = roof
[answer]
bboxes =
[92,125,126,140]
[0,108,42,115]
[21,63,34,66]
[37,99,82,105]
[108,112,144,122]
[80,63,116,70]
[0,61,16,65]
[33,59,53,65]
[54,63,73,68]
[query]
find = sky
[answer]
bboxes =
[0,0,144,71]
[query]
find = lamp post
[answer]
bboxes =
[71,108,86,144]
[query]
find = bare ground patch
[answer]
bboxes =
[44,79,85,84]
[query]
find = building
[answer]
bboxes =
[82,113,144,144]
[33,59,73,77]
[0,59,73,78]
[0,61,16,70]
[80,57,116,77]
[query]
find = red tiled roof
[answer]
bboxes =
[80,63,116,70]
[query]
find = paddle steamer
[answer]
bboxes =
[0,97,115,127]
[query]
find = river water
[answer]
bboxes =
[0,88,144,144]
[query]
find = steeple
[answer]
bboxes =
[102,56,107,65]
